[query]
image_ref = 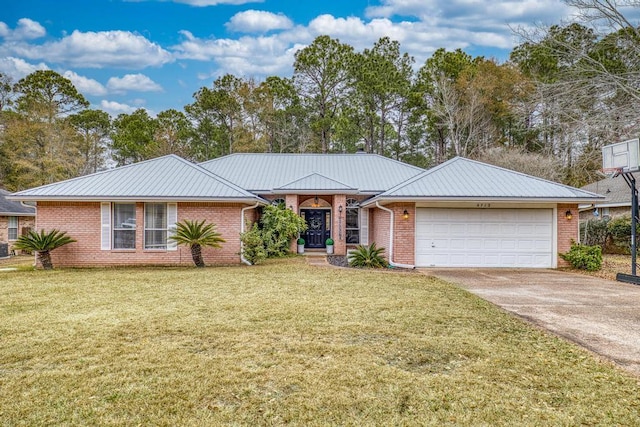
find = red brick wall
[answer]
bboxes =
[557,204,579,267]
[370,207,390,261]
[389,203,415,266]
[36,201,254,267]
[368,203,415,265]
[332,194,346,255]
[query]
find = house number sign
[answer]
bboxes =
[476,203,491,208]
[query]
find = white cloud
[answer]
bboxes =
[0,18,46,41]
[10,30,173,69]
[226,10,293,33]
[0,57,48,80]
[107,73,163,93]
[63,70,107,96]
[100,100,137,115]
[173,31,301,77]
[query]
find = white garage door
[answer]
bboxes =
[415,208,553,268]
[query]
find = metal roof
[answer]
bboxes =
[273,173,357,193]
[199,153,425,193]
[10,155,263,202]
[368,157,605,203]
[0,189,35,216]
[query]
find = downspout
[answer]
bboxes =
[240,202,260,265]
[375,202,415,269]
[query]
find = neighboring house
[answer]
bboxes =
[0,188,35,248]
[579,172,639,221]
[9,154,603,269]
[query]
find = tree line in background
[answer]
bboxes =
[1,0,638,192]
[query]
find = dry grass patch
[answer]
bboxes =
[1,258,639,425]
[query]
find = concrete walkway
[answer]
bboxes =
[421,268,640,376]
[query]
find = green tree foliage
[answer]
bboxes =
[169,219,226,267]
[349,37,414,157]
[154,109,194,159]
[111,108,157,165]
[12,229,76,270]
[0,70,89,190]
[348,242,387,268]
[68,109,111,174]
[293,35,355,153]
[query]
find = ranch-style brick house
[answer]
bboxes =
[9,153,604,269]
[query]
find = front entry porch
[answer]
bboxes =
[300,209,331,248]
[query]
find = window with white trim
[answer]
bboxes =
[144,203,168,249]
[346,198,359,244]
[8,216,18,240]
[113,203,136,249]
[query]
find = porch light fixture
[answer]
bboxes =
[565,210,573,220]
[312,196,319,208]
[339,205,343,213]
[403,209,410,220]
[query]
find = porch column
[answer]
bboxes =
[286,194,299,253]
[333,194,347,255]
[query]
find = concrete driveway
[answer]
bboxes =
[422,268,640,376]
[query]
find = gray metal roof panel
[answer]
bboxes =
[11,155,261,200]
[274,173,356,191]
[0,189,35,215]
[376,157,605,200]
[199,153,425,193]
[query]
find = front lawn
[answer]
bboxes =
[1,258,639,425]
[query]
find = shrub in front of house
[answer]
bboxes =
[348,243,387,268]
[580,218,609,249]
[260,205,307,257]
[606,214,640,254]
[240,223,268,265]
[560,242,602,271]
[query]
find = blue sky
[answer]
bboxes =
[1,0,575,117]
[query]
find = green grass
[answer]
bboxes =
[1,258,639,426]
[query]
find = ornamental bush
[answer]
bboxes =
[579,218,609,248]
[240,223,268,265]
[560,242,602,272]
[607,215,640,253]
[348,243,387,268]
[260,205,307,257]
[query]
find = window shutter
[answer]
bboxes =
[360,208,369,245]
[167,203,178,251]
[101,202,111,250]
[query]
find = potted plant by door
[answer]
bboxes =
[297,237,305,254]
[326,238,334,254]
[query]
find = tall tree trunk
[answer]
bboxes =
[190,244,205,267]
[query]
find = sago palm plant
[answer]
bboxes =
[348,242,387,268]
[170,219,225,267]
[12,229,76,270]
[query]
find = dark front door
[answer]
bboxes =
[302,209,330,248]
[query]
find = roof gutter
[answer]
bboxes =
[363,196,605,208]
[375,201,415,270]
[240,202,261,265]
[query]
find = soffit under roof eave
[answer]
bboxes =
[361,196,606,207]
[9,196,268,204]
[270,189,360,195]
